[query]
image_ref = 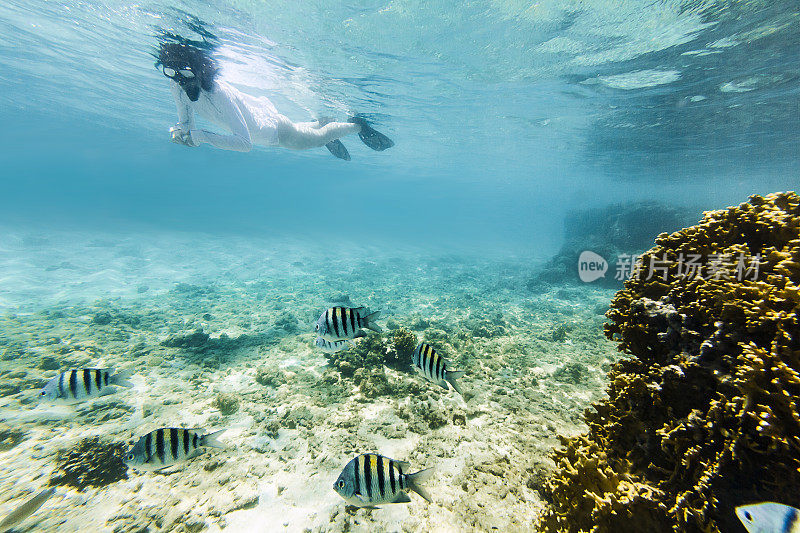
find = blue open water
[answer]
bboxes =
[1,0,797,252]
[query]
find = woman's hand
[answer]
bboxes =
[169,125,197,147]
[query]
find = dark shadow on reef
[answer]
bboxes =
[160,328,275,353]
[527,201,696,290]
[50,437,128,490]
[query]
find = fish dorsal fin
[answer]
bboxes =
[395,461,411,473]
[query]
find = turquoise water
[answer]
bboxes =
[0,1,798,532]
[2,1,797,251]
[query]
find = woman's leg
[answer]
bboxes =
[295,117,334,129]
[276,117,360,150]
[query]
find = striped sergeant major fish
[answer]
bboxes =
[314,336,355,353]
[333,453,432,508]
[124,427,225,471]
[737,502,800,533]
[412,342,464,395]
[39,368,133,403]
[315,306,381,341]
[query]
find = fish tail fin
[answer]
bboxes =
[446,370,465,395]
[110,368,134,388]
[363,310,382,333]
[201,429,226,449]
[0,487,56,530]
[406,467,434,503]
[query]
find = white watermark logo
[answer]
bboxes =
[578,251,608,282]
[577,251,763,282]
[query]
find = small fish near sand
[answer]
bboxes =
[39,368,134,403]
[124,427,225,471]
[737,502,800,533]
[0,487,56,533]
[333,453,433,508]
[315,306,382,341]
[314,336,356,353]
[412,342,464,395]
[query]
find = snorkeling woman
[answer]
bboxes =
[156,42,393,160]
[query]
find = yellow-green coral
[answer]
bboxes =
[538,192,800,533]
[324,328,418,378]
[389,327,417,361]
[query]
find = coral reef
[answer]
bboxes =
[322,328,419,398]
[50,437,128,490]
[397,397,450,430]
[552,362,589,384]
[213,393,240,415]
[389,327,417,363]
[324,328,417,378]
[37,356,60,371]
[160,327,275,367]
[0,228,621,531]
[528,201,693,289]
[255,365,287,387]
[280,406,314,429]
[465,313,508,338]
[0,342,26,361]
[551,321,576,342]
[161,328,211,350]
[0,371,27,397]
[538,192,800,533]
[0,424,26,451]
[272,311,299,334]
[354,368,391,398]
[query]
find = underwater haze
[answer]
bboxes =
[2,0,797,250]
[0,1,799,532]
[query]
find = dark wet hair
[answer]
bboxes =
[155,41,218,92]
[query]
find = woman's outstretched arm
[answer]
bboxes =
[188,87,252,152]
[170,82,195,132]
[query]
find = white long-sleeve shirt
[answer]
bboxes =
[171,80,285,152]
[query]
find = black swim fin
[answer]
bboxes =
[348,115,394,151]
[325,139,351,161]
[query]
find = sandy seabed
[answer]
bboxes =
[0,227,620,532]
